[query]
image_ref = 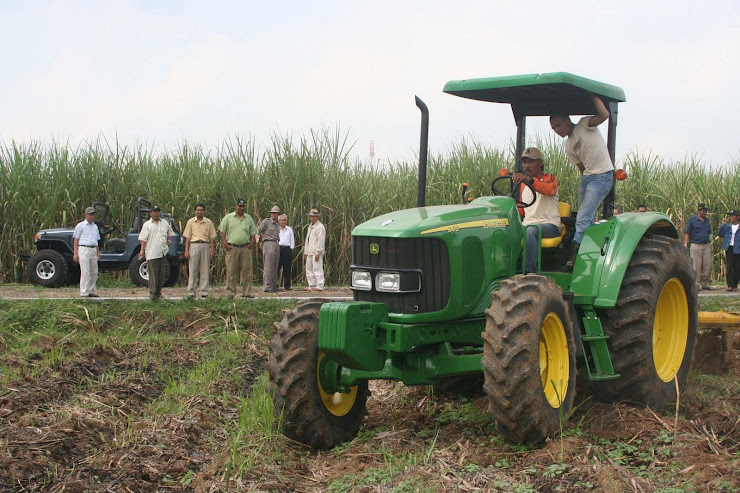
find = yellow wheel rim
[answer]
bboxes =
[317,353,358,416]
[653,278,689,382]
[539,312,570,408]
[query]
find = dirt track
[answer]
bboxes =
[0,283,352,299]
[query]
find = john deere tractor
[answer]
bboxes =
[266,73,698,448]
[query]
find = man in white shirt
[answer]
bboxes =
[73,206,101,297]
[550,93,614,270]
[138,205,175,300]
[277,214,295,290]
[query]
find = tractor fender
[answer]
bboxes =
[570,212,678,309]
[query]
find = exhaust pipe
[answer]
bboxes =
[415,96,429,208]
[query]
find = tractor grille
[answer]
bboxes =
[352,236,450,313]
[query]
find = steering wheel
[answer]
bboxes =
[491,175,537,208]
[99,217,124,237]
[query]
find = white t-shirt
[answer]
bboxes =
[731,224,739,246]
[566,116,614,176]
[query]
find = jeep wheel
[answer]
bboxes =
[266,301,369,449]
[128,256,170,287]
[482,275,576,443]
[164,259,180,287]
[592,235,698,409]
[27,250,69,288]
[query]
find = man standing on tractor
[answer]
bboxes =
[72,206,101,297]
[685,203,713,290]
[512,147,561,274]
[138,205,175,300]
[549,93,614,270]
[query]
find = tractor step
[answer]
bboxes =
[579,308,618,380]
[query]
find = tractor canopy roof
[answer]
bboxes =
[443,72,626,119]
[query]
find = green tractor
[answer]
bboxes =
[266,72,698,448]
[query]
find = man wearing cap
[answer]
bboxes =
[685,203,713,290]
[304,208,326,291]
[183,202,217,298]
[138,205,175,300]
[513,147,561,274]
[550,93,614,270]
[73,206,101,297]
[218,199,257,297]
[258,205,282,292]
[717,210,740,292]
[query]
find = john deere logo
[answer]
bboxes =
[370,243,380,255]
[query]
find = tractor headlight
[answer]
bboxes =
[376,272,401,292]
[351,270,372,291]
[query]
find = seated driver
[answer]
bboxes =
[512,147,562,274]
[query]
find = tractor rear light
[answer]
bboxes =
[376,272,401,292]
[351,270,372,291]
[498,168,510,176]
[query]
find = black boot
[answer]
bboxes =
[563,242,580,272]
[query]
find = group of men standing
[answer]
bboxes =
[685,203,740,292]
[72,199,326,298]
[189,198,326,298]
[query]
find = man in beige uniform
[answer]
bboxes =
[304,208,326,291]
[218,198,257,298]
[183,202,217,298]
[258,205,281,292]
[138,205,175,300]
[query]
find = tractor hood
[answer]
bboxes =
[352,196,517,238]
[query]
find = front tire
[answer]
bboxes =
[591,235,698,408]
[27,249,69,287]
[266,301,369,449]
[482,275,576,443]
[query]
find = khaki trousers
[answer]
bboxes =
[187,242,211,296]
[689,242,712,288]
[147,257,167,298]
[261,241,279,291]
[225,246,253,296]
[79,247,98,296]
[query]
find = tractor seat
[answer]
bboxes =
[541,202,571,248]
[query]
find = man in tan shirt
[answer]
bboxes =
[258,205,281,292]
[183,202,217,298]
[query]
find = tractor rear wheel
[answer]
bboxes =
[592,235,698,408]
[482,275,576,443]
[266,301,368,449]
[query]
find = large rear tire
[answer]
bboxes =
[266,301,368,450]
[27,249,69,288]
[482,275,576,443]
[591,235,698,408]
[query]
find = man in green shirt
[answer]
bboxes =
[218,198,257,297]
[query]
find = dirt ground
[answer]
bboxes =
[0,288,739,491]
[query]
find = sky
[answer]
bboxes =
[1,0,739,167]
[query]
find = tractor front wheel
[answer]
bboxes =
[592,235,698,408]
[266,301,368,449]
[482,275,576,443]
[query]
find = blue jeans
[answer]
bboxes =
[574,171,614,244]
[525,223,561,273]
